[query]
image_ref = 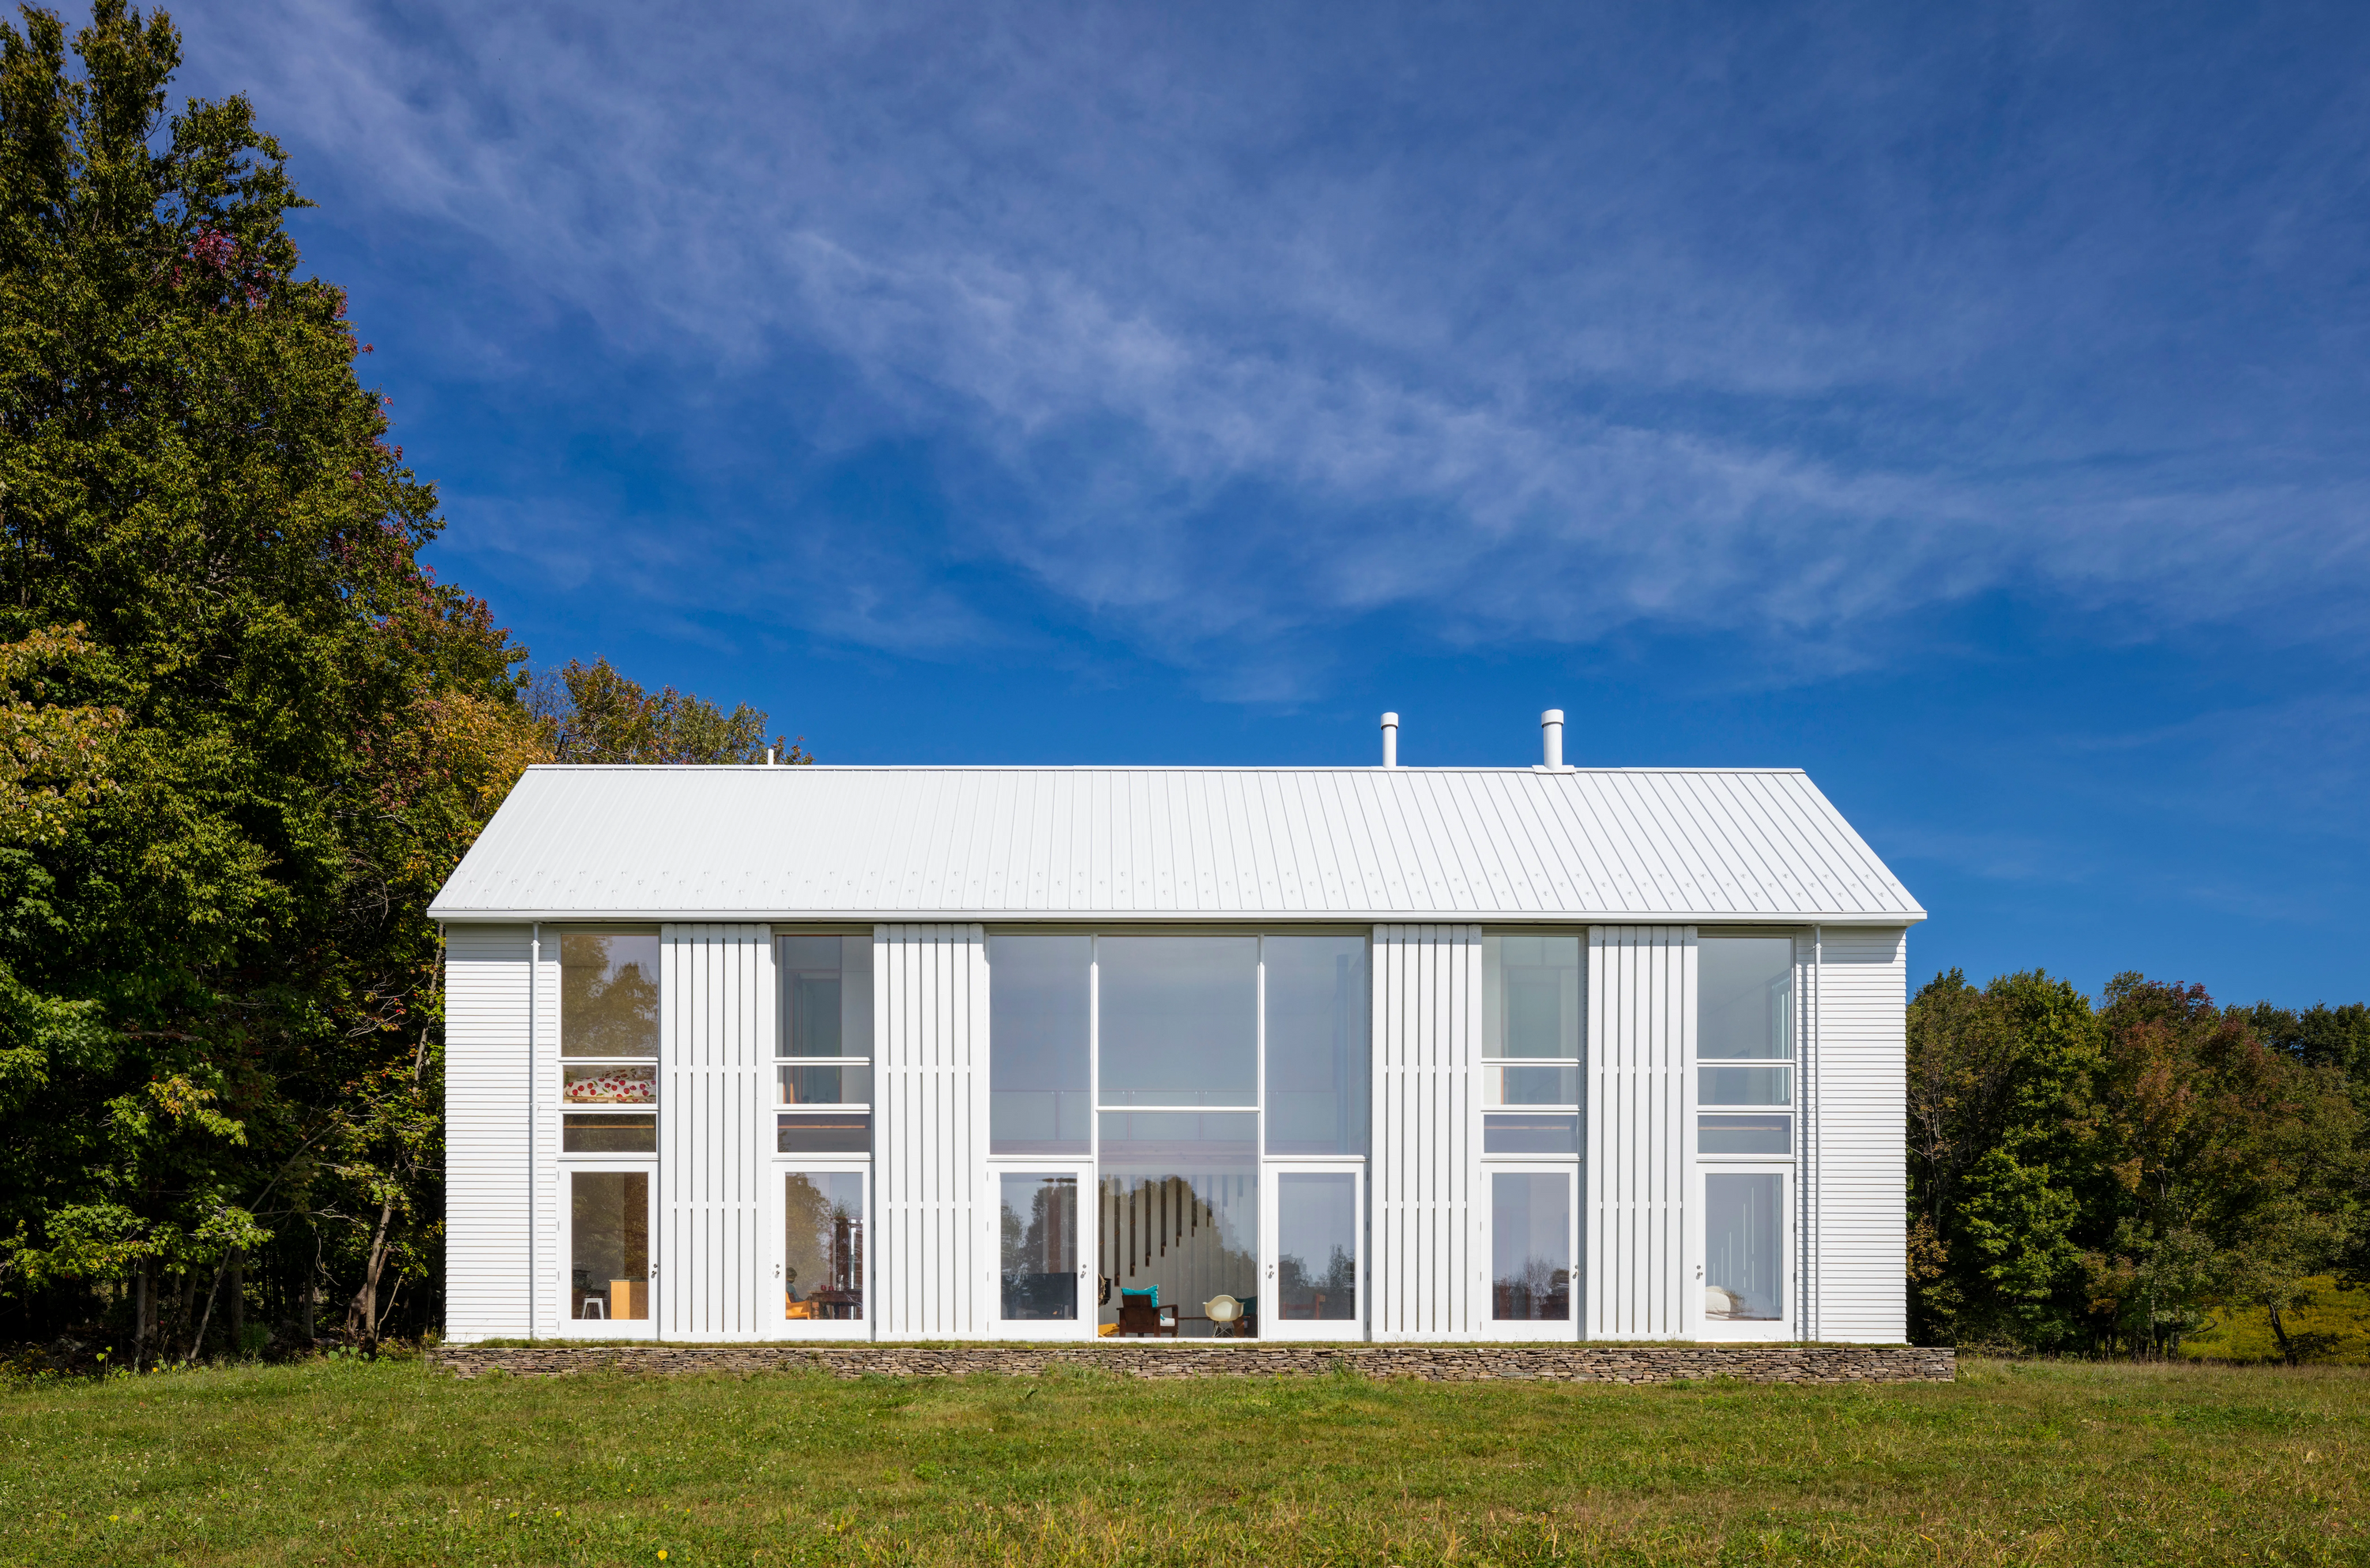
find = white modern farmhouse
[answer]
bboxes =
[431,713,1920,1346]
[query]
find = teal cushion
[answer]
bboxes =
[1119,1286,1160,1307]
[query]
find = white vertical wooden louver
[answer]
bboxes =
[1808,925,1908,1342]
[875,924,989,1339]
[529,931,563,1337]
[659,924,770,1341]
[1586,926,1693,1340]
[443,925,532,1342]
[1370,924,1480,1341]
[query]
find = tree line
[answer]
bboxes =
[0,2,799,1367]
[4,4,2363,1369]
[1909,973,2368,1359]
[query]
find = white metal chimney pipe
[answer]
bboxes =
[1540,709,1565,769]
[1379,712,1400,768]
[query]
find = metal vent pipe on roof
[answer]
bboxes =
[1540,709,1565,769]
[1379,712,1399,768]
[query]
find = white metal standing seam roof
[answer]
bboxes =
[427,765,1924,925]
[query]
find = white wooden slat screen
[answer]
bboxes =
[444,925,532,1342]
[659,924,771,1341]
[875,924,990,1339]
[1370,924,1481,1341]
[1808,925,1908,1342]
[1586,926,1692,1340]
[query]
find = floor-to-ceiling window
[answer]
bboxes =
[556,932,659,1336]
[984,932,1369,1340]
[1695,933,1796,1340]
[1480,934,1583,1337]
[774,934,871,1336]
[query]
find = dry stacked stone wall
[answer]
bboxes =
[433,1341,1954,1384]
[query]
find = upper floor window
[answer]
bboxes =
[561,933,659,1152]
[777,934,873,1153]
[1698,934,1793,1152]
[560,934,658,1058]
[1481,933,1583,1155]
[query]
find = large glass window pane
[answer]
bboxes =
[1098,1167,1258,1337]
[1699,1114,1793,1155]
[570,1171,648,1320]
[780,936,873,1058]
[1484,934,1582,1058]
[1265,936,1370,1155]
[1097,937,1257,1107]
[560,934,659,1058]
[783,1171,864,1321]
[1491,1172,1571,1321]
[1699,937,1793,1060]
[1705,1173,1784,1321]
[1483,1063,1581,1107]
[1699,1065,1793,1106]
[777,1111,871,1153]
[562,1113,656,1153]
[999,1173,1079,1320]
[989,934,1091,1153]
[1483,1114,1579,1154]
[1274,1173,1358,1322]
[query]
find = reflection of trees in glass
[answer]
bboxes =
[562,935,659,1057]
[783,1174,862,1307]
[1278,1246,1356,1314]
[1492,1256,1571,1321]
[999,1177,1078,1318]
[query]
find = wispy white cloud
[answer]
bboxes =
[161,0,2370,679]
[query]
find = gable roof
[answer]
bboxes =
[427,765,1923,925]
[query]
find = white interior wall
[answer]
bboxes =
[658,925,771,1341]
[443,925,531,1343]
[1809,925,1909,1342]
[1586,926,1694,1340]
[1370,924,1481,1341]
[875,924,990,1338]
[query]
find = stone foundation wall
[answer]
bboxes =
[432,1341,1954,1384]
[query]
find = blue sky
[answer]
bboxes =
[156,0,2368,1006]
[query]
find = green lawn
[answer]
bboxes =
[2,1355,2364,1566]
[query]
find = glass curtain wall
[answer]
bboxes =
[1098,937,1261,1336]
[986,933,1371,1338]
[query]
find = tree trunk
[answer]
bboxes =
[2267,1300,2298,1367]
[228,1255,243,1354]
[133,1260,152,1371]
[186,1247,239,1367]
[344,1194,397,1348]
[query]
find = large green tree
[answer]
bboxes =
[1909,970,2362,1358]
[0,3,794,1361]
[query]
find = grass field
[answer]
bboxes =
[2,1355,2364,1566]
[2181,1279,2370,1366]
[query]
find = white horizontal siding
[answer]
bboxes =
[876,925,988,1339]
[1811,927,1908,1342]
[431,765,1923,925]
[1587,927,1691,1341]
[1371,925,1480,1341]
[444,926,530,1343]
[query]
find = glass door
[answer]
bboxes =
[562,1168,656,1338]
[995,1164,1096,1339]
[1488,1167,1578,1340]
[1262,1167,1363,1339]
[775,1165,869,1338]
[1697,1168,1792,1341]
